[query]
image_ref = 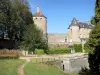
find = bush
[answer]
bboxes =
[48,48,71,54]
[0,55,20,59]
[79,67,91,75]
[0,49,23,56]
[73,44,82,52]
[35,49,45,54]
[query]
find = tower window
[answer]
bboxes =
[40,18,42,20]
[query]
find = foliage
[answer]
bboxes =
[0,55,19,59]
[0,59,25,75]
[21,24,48,53]
[0,0,47,50]
[73,44,82,52]
[6,0,33,41]
[0,0,34,49]
[0,49,23,56]
[79,67,91,75]
[88,46,100,75]
[35,49,44,54]
[48,48,71,54]
[79,0,100,75]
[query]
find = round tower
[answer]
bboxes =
[33,6,47,36]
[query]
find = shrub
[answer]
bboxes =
[73,44,82,52]
[0,49,23,56]
[79,67,91,75]
[48,48,71,54]
[0,55,20,59]
[35,49,45,54]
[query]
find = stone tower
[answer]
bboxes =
[70,18,80,43]
[33,6,47,38]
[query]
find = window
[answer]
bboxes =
[40,18,42,20]
[65,37,67,42]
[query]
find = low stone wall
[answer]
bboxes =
[60,54,89,73]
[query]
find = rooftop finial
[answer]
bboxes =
[37,6,40,13]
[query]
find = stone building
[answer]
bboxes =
[67,18,93,44]
[33,6,93,46]
[33,6,47,38]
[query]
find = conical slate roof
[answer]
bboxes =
[68,17,94,29]
[70,17,78,26]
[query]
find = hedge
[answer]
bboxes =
[0,55,20,59]
[73,44,82,52]
[35,49,45,54]
[48,48,71,54]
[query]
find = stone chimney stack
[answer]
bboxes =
[37,6,40,13]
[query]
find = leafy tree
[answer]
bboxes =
[0,0,11,39]
[7,0,33,41]
[80,0,100,75]
[0,0,34,49]
[21,24,48,53]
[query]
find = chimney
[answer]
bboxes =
[37,6,40,13]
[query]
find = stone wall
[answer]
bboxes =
[60,54,89,73]
[48,33,68,47]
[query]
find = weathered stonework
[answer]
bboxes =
[33,6,93,46]
[67,18,93,44]
[59,54,89,73]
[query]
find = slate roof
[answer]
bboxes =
[68,18,94,29]
[78,22,93,29]
[70,17,78,26]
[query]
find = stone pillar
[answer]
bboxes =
[63,58,71,72]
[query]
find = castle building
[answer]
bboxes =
[33,6,47,38]
[33,6,93,46]
[67,18,93,44]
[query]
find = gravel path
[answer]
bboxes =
[18,58,30,75]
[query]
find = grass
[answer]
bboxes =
[31,58,56,63]
[24,58,79,75]
[24,58,67,75]
[0,59,25,75]
[24,63,67,75]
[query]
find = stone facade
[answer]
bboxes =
[48,33,67,44]
[60,54,89,73]
[33,6,47,38]
[33,6,93,45]
[67,18,93,44]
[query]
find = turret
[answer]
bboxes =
[70,17,80,43]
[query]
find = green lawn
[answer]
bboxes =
[31,58,56,63]
[24,63,67,75]
[0,59,25,75]
[24,58,79,75]
[24,58,67,75]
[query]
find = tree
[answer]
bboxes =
[80,0,100,75]
[0,0,11,39]
[21,24,48,53]
[7,0,33,41]
[0,0,34,49]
